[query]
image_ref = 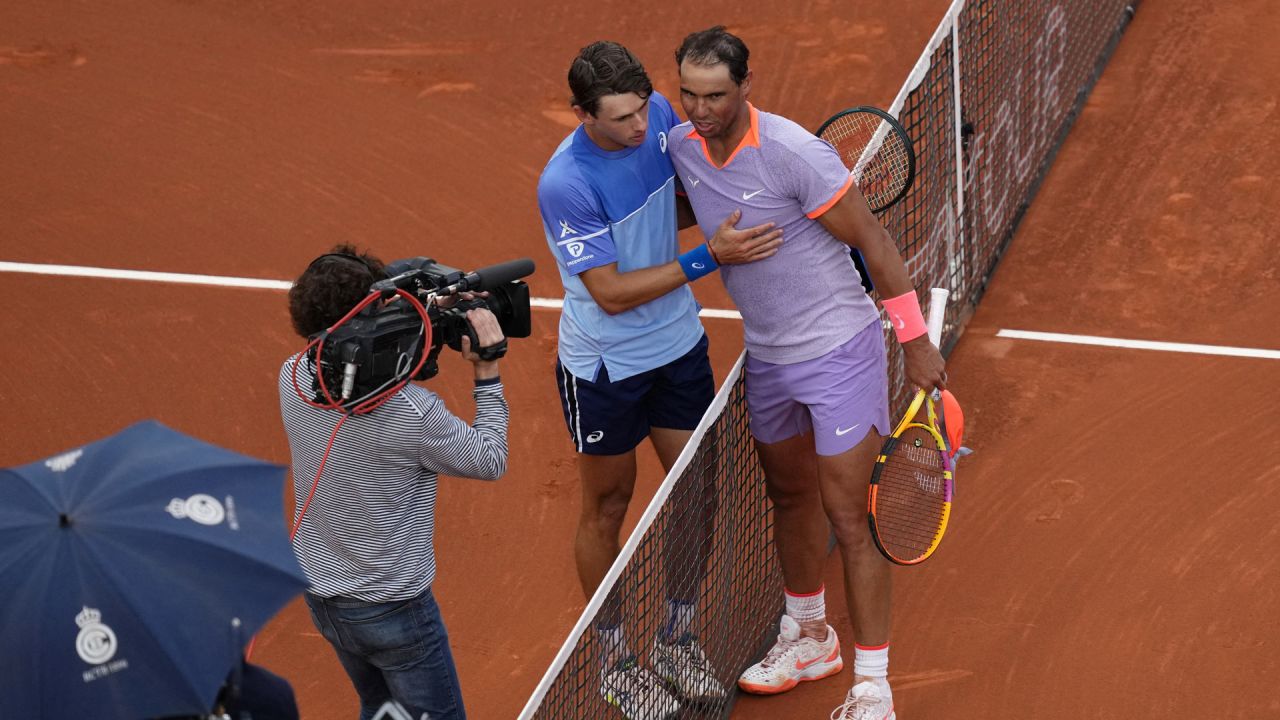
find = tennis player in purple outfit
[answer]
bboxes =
[667,26,946,720]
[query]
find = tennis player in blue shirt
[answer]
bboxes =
[537,40,781,720]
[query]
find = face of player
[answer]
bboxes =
[678,60,751,141]
[575,92,651,151]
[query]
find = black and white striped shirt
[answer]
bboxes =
[278,355,508,602]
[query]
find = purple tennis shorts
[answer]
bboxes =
[744,321,892,456]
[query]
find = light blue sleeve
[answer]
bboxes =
[537,165,618,276]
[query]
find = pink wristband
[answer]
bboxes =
[881,291,927,343]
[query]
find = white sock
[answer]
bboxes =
[853,642,890,680]
[597,626,631,668]
[662,599,696,643]
[784,585,826,623]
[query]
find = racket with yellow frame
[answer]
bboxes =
[868,287,955,565]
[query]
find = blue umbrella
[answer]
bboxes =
[0,420,309,720]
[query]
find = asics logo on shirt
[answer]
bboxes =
[659,131,668,153]
[559,220,578,238]
[742,188,765,200]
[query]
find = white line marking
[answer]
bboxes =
[0,261,293,290]
[997,329,1280,360]
[0,261,744,320]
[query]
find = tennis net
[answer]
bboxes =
[521,2,1139,717]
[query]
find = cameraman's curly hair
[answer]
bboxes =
[288,244,386,338]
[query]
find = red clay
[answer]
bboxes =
[3,1,1276,719]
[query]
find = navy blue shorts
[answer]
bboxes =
[556,334,715,456]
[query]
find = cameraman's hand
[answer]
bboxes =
[461,307,505,380]
[435,290,489,309]
[707,209,784,265]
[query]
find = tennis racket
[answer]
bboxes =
[868,287,954,565]
[815,106,916,213]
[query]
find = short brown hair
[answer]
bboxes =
[568,41,653,116]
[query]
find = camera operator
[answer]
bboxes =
[277,244,509,720]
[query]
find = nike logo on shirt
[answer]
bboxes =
[742,188,765,200]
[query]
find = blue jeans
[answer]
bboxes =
[305,589,465,720]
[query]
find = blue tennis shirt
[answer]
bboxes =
[537,91,704,382]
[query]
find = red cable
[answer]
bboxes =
[249,290,435,663]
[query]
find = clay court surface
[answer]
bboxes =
[3,1,1278,718]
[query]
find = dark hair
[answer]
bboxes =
[675,25,750,84]
[287,244,386,338]
[568,41,653,116]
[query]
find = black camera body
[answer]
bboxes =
[308,256,533,408]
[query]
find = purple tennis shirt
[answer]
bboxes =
[669,104,880,364]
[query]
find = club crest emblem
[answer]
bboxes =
[75,607,117,666]
[166,493,226,526]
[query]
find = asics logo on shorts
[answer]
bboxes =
[586,430,604,443]
[835,424,860,436]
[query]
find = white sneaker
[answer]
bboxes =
[737,614,843,694]
[651,637,726,702]
[830,680,896,720]
[600,659,681,720]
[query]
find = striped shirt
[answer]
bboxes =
[278,355,509,602]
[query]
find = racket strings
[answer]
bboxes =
[819,113,911,210]
[873,426,948,558]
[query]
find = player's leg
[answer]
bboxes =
[556,359,681,719]
[747,353,828,613]
[806,324,896,720]
[756,434,826,601]
[647,333,717,615]
[645,333,724,702]
[737,355,843,695]
[557,359,649,616]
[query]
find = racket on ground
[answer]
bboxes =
[868,287,954,565]
[816,105,916,214]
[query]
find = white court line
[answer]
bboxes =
[997,329,1280,360]
[0,261,744,320]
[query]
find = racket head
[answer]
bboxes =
[815,106,917,213]
[936,389,964,456]
[868,396,954,565]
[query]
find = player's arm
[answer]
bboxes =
[581,211,782,315]
[815,190,946,390]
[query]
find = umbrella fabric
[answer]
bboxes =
[0,420,309,720]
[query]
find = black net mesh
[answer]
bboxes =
[523,3,1138,717]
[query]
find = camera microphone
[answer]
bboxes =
[440,258,536,295]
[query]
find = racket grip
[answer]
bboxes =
[927,287,949,348]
